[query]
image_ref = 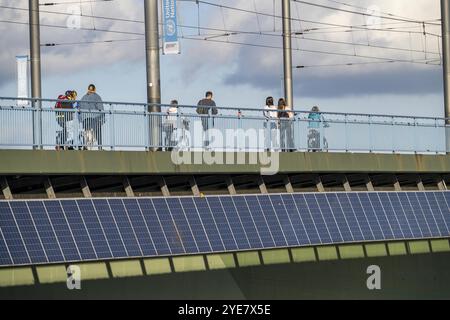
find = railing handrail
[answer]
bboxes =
[0,96,447,122]
[0,104,446,128]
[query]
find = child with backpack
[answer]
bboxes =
[55,91,77,150]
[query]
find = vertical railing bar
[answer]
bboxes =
[110,104,115,151]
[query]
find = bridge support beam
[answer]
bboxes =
[283,175,294,193]
[364,175,375,192]
[159,177,171,197]
[225,176,237,195]
[314,175,325,193]
[1,177,13,200]
[342,175,352,192]
[44,177,56,199]
[80,177,92,198]
[393,175,402,191]
[122,176,135,197]
[436,175,448,191]
[416,175,426,191]
[257,176,268,194]
[189,176,201,197]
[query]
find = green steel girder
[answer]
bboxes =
[0,150,449,175]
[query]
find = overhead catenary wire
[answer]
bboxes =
[292,0,441,26]
[194,0,442,35]
[0,16,442,59]
[0,1,442,67]
[0,2,443,56]
[0,2,442,56]
[295,59,441,69]
[322,0,437,22]
[40,0,113,5]
[179,35,440,66]
[0,3,441,38]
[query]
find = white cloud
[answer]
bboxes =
[0,0,444,98]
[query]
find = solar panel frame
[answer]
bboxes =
[291,193,322,244]
[416,193,441,236]
[432,192,450,234]
[0,218,13,266]
[76,199,113,260]
[0,191,449,267]
[60,200,97,261]
[122,198,158,257]
[232,196,264,249]
[92,199,128,258]
[107,199,143,258]
[269,195,300,247]
[192,197,225,252]
[28,201,65,262]
[180,197,212,253]
[258,195,289,247]
[218,196,252,250]
[0,202,31,265]
[279,194,310,246]
[136,198,172,256]
[152,198,186,255]
[9,201,48,264]
[205,197,239,251]
[44,200,82,262]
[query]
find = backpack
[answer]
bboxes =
[55,95,74,126]
[55,95,74,109]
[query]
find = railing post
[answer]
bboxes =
[74,107,79,150]
[435,118,439,154]
[368,115,372,153]
[391,116,395,153]
[144,108,149,151]
[413,117,418,154]
[34,99,43,150]
[319,116,324,152]
[345,114,349,152]
[177,110,182,151]
[237,109,240,151]
[110,103,115,151]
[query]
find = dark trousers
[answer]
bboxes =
[201,117,212,147]
[280,121,293,151]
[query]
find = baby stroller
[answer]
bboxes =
[177,117,191,150]
[308,129,329,151]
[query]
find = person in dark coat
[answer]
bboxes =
[79,84,105,150]
[196,91,218,148]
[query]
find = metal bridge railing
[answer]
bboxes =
[0,97,448,154]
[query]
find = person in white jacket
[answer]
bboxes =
[165,100,179,150]
[263,97,280,152]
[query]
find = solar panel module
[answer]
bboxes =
[0,191,449,267]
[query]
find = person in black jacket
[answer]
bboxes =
[196,91,218,148]
[278,98,293,152]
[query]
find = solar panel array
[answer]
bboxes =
[0,191,449,267]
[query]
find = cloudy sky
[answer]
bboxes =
[0,0,444,117]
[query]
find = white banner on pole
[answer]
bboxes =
[16,56,29,106]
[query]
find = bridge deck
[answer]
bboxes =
[0,150,449,175]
